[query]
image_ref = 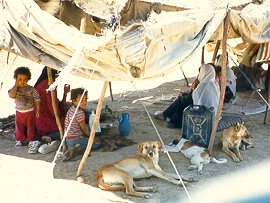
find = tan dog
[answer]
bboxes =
[221,123,252,162]
[165,138,227,174]
[96,141,195,198]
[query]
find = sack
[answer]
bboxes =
[100,105,115,122]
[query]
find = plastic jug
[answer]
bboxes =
[118,113,131,136]
[89,111,101,133]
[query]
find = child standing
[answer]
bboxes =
[64,88,100,155]
[8,67,41,154]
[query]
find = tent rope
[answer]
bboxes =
[132,82,193,203]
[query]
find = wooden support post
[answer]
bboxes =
[109,82,114,101]
[201,46,205,64]
[6,51,10,64]
[263,64,270,124]
[211,40,221,64]
[80,15,87,33]
[180,66,189,87]
[47,67,65,142]
[208,10,230,153]
[77,81,109,177]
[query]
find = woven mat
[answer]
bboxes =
[217,113,243,132]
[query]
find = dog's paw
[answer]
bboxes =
[182,177,198,183]
[189,177,198,182]
[179,181,188,187]
[232,157,240,162]
[143,193,152,199]
[149,187,158,193]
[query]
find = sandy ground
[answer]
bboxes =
[1,52,270,203]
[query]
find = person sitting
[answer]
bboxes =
[34,67,70,145]
[64,88,100,160]
[154,63,220,128]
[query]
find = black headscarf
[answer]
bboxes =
[34,66,58,88]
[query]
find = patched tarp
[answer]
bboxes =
[1,0,270,81]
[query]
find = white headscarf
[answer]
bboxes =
[192,64,220,115]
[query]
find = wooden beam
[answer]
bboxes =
[47,67,65,142]
[80,15,87,33]
[208,10,230,152]
[201,46,205,64]
[77,81,109,177]
[109,82,114,101]
[211,40,221,64]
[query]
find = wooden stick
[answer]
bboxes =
[47,67,65,141]
[77,81,109,177]
[80,16,87,33]
[6,51,10,64]
[208,10,230,153]
[109,81,114,101]
[211,40,221,64]
[263,64,270,124]
[180,66,189,87]
[201,46,205,64]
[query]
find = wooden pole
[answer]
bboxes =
[6,51,10,64]
[80,15,87,33]
[263,64,270,124]
[201,46,205,64]
[77,81,109,177]
[211,40,221,64]
[109,82,114,101]
[47,67,65,141]
[208,10,230,152]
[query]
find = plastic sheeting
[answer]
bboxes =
[1,0,270,81]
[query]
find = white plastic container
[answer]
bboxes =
[89,111,101,133]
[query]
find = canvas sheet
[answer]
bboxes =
[1,0,270,81]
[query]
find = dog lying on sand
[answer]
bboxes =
[221,123,253,162]
[165,138,227,174]
[96,141,196,198]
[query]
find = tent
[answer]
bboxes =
[1,0,270,81]
[1,0,270,177]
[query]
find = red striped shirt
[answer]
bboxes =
[64,105,85,138]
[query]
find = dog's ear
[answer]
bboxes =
[235,123,241,131]
[157,142,163,150]
[138,143,144,153]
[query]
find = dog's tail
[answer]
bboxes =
[96,169,125,191]
[210,157,228,164]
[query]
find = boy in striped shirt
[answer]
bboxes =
[64,88,100,155]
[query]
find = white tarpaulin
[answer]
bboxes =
[1,0,270,81]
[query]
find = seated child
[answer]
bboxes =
[64,88,100,153]
[8,67,41,154]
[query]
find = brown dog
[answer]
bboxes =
[96,141,195,198]
[221,123,252,162]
